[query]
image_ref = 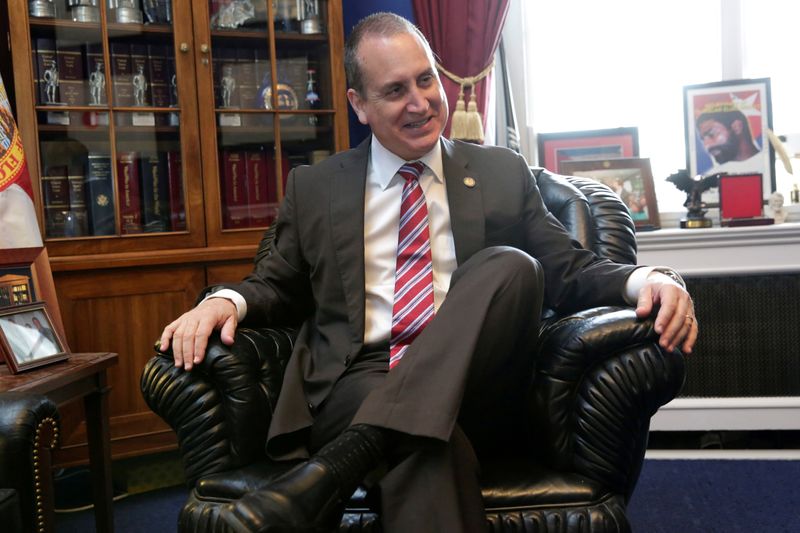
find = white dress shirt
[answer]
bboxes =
[362,137,457,344]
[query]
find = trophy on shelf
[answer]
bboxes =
[300,0,322,34]
[304,68,320,125]
[219,65,242,127]
[666,169,720,228]
[273,0,299,32]
[88,61,106,105]
[131,64,155,126]
[68,0,100,22]
[210,0,255,29]
[107,0,143,24]
[42,59,70,124]
[29,0,56,18]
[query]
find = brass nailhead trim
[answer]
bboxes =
[32,416,59,533]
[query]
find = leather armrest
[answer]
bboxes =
[140,327,295,486]
[0,393,59,533]
[530,307,685,500]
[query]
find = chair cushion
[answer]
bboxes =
[480,457,610,510]
[193,455,611,513]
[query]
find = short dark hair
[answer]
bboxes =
[344,12,432,95]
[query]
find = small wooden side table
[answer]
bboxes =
[0,352,118,533]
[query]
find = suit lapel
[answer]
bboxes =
[442,139,485,265]
[331,138,369,346]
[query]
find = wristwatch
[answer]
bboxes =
[649,267,686,288]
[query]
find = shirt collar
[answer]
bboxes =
[369,135,444,191]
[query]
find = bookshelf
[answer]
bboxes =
[5,0,348,464]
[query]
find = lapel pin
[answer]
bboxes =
[463,177,476,188]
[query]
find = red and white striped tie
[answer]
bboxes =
[389,161,435,369]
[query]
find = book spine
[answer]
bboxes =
[139,152,171,232]
[85,154,116,236]
[236,48,258,113]
[56,40,86,105]
[264,149,280,220]
[34,37,57,105]
[66,167,89,237]
[166,150,186,231]
[147,44,170,108]
[117,151,143,234]
[245,149,269,227]
[41,165,69,238]
[110,42,133,107]
[220,150,249,228]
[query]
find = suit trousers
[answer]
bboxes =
[309,246,545,533]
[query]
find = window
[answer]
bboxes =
[521,0,798,212]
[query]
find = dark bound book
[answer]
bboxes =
[166,150,186,231]
[66,166,89,237]
[41,164,69,238]
[236,48,259,112]
[220,150,249,228]
[110,42,133,107]
[147,44,170,108]
[85,154,116,236]
[245,149,269,227]
[34,37,58,105]
[139,152,171,232]
[117,151,143,234]
[56,40,85,105]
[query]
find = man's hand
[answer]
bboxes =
[159,297,238,371]
[635,272,698,354]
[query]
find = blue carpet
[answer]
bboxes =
[56,460,800,532]
[628,460,800,532]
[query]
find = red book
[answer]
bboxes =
[220,150,249,229]
[56,40,85,105]
[245,149,270,227]
[264,150,280,220]
[117,151,142,234]
[167,150,186,231]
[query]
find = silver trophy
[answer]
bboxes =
[108,0,143,24]
[29,0,56,17]
[68,0,100,22]
[88,62,106,105]
[300,0,322,34]
[42,59,62,105]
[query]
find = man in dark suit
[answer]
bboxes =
[160,12,697,533]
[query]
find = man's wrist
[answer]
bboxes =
[202,288,247,321]
[648,267,686,289]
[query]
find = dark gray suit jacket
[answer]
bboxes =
[223,136,637,458]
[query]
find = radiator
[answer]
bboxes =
[681,273,800,397]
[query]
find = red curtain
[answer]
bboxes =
[412,0,510,140]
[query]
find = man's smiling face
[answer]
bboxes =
[347,31,448,161]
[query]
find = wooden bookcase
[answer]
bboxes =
[5,0,348,465]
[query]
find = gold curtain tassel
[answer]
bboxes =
[450,85,469,140]
[463,92,484,142]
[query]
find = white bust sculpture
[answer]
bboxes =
[768,191,788,224]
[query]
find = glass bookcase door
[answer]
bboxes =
[22,0,202,252]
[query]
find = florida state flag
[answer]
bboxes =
[0,72,43,249]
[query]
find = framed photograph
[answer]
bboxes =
[0,247,67,346]
[0,302,69,374]
[537,127,639,174]
[560,157,660,231]
[683,78,774,205]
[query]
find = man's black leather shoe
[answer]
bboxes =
[219,424,388,532]
[219,458,345,533]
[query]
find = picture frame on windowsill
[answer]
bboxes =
[683,77,775,206]
[560,157,660,231]
[536,127,639,174]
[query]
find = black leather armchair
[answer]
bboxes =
[141,169,686,532]
[0,392,60,533]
